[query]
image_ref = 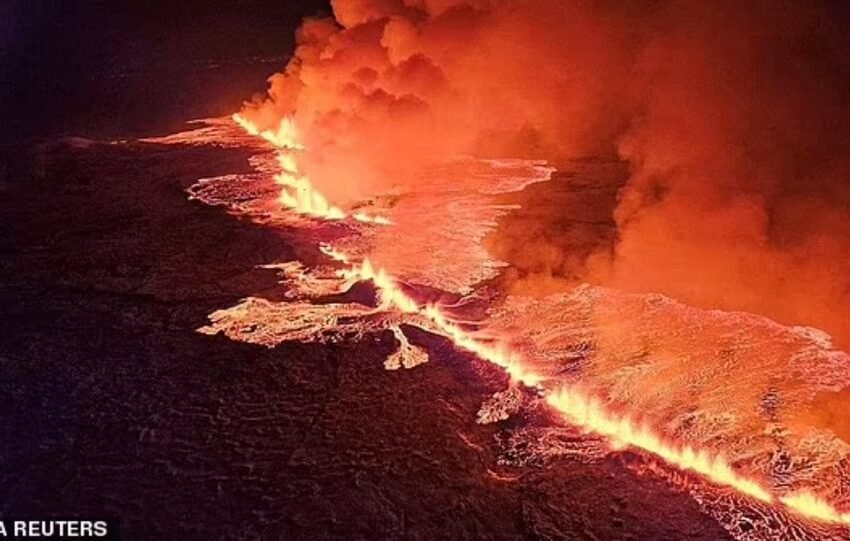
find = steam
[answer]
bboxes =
[240,0,850,346]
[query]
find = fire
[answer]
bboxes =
[235,111,850,528]
[545,389,773,502]
[352,212,393,225]
[334,247,777,502]
[353,251,850,524]
[232,113,303,150]
[232,113,389,224]
[339,257,419,314]
[319,243,350,264]
[781,492,850,524]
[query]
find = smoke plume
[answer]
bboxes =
[593,1,850,347]
[241,0,850,346]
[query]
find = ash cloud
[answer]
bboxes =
[243,0,850,346]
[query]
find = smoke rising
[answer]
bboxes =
[594,1,850,347]
[241,0,850,346]
[240,0,635,202]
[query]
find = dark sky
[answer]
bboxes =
[1,0,331,141]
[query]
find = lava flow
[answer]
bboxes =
[332,242,850,528]
[232,113,389,224]
[230,114,850,528]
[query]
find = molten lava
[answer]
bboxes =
[337,244,850,526]
[232,113,389,224]
[227,114,850,528]
[232,112,303,150]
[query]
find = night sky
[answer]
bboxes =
[1,0,331,142]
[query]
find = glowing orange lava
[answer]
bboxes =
[234,111,850,527]
[781,492,850,524]
[338,247,850,525]
[232,112,303,150]
[232,114,389,224]
[545,389,772,502]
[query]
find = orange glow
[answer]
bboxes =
[781,492,850,524]
[329,245,778,505]
[236,110,850,528]
[231,114,389,224]
[339,257,419,313]
[354,252,850,524]
[545,389,773,502]
[319,243,351,264]
[232,113,303,150]
[352,212,393,225]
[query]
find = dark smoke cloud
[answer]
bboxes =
[242,0,850,347]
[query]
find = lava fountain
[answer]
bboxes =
[232,113,389,225]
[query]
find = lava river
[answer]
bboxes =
[142,116,850,540]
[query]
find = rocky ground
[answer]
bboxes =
[0,139,734,540]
